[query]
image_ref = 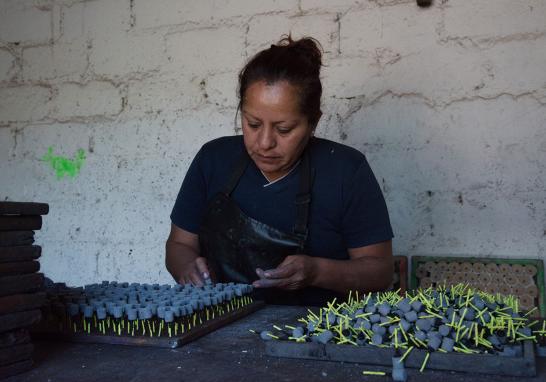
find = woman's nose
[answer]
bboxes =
[258,126,276,150]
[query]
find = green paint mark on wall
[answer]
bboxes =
[42,147,86,179]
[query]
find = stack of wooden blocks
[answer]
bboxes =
[0,202,48,379]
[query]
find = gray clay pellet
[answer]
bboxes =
[441,337,455,352]
[399,319,411,332]
[415,330,427,342]
[83,305,94,318]
[97,307,107,320]
[171,306,181,317]
[164,310,174,323]
[112,306,123,319]
[416,318,432,332]
[369,314,381,323]
[365,304,376,314]
[378,303,390,316]
[157,306,166,319]
[439,325,451,337]
[292,327,304,338]
[317,330,333,344]
[127,308,137,320]
[371,334,383,346]
[372,323,386,336]
[427,336,441,351]
[260,331,272,341]
[397,298,412,313]
[392,357,407,382]
[411,300,423,312]
[404,311,417,322]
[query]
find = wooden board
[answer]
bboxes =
[0,216,42,231]
[0,310,42,333]
[0,261,40,276]
[0,246,41,263]
[0,358,33,379]
[0,293,46,315]
[265,340,536,377]
[0,273,44,297]
[410,256,546,317]
[0,344,34,366]
[0,329,30,348]
[0,231,34,247]
[35,301,264,349]
[0,202,49,216]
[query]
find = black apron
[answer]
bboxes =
[199,146,340,306]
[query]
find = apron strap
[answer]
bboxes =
[293,148,313,249]
[222,144,313,250]
[222,151,250,195]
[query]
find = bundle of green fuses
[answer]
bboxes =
[258,284,545,372]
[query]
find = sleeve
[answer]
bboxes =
[170,147,208,234]
[341,157,394,248]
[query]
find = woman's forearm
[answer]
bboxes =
[312,255,393,294]
[165,240,200,282]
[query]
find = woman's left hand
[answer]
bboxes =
[252,255,318,290]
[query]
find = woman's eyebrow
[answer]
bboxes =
[242,111,298,125]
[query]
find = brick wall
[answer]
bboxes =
[1,0,545,285]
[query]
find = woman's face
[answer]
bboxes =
[241,80,314,182]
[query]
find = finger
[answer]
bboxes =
[252,277,286,288]
[189,271,204,287]
[256,268,266,279]
[195,257,210,279]
[263,263,297,279]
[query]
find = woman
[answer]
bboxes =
[166,36,393,306]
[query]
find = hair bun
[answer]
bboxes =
[276,35,323,75]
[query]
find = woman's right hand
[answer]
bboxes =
[178,256,211,287]
[166,224,211,287]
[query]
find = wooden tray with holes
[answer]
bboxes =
[410,256,545,317]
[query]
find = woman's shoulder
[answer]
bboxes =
[201,135,244,153]
[309,137,367,174]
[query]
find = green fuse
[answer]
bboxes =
[362,371,386,376]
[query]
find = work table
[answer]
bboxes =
[7,305,546,381]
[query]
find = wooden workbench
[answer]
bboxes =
[6,305,546,381]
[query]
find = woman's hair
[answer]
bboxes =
[238,35,323,128]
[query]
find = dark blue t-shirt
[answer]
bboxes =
[171,136,393,260]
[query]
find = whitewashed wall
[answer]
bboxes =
[0,0,545,286]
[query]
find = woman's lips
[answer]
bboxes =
[256,153,280,163]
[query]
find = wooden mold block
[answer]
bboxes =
[0,202,49,216]
[411,256,546,317]
[0,216,42,231]
[34,281,264,348]
[0,329,31,348]
[265,340,535,377]
[0,231,34,247]
[0,246,41,263]
[0,261,40,276]
[0,310,42,333]
[0,358,34,379]
[0,293,47,315]
[0,273,44,297]
[0,343,34,366]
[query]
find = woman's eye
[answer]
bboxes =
[247,122,260,129]
[277,128,291,134]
